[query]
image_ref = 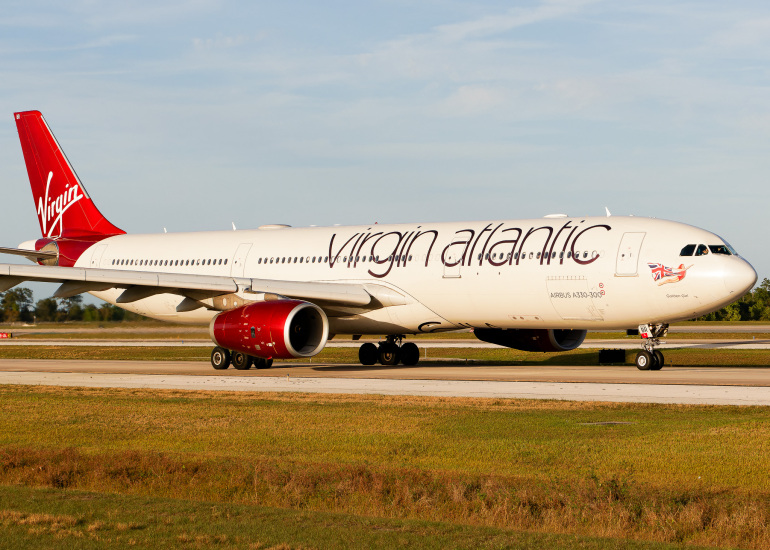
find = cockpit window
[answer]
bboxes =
[694,244,709,256]
[708,245,732,255]
[680,244,696,256]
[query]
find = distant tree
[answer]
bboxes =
[82,304,99,322]
[696,278,770,321]
[1,288,34,323]
[59,295,84,321]
[34,298,59,322]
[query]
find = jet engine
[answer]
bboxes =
[210,299,329,359]
[474,328,586,352]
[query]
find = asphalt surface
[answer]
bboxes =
[0,359,768,405]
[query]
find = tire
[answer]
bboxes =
[358,343,378,366]
[635,350,652,371]
[400,342,420,366]
[254,357,272,369]
[651,350,664,371]
[211,347,231,370]
[378,343,400,366]
[232,352,252,370]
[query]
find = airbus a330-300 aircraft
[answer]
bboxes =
[1,111,757,371]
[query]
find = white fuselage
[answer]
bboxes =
[77,216,757,334]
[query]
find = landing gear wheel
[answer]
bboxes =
[378,343,400,366]
[635,350,652,371]
[252,357,273,369]
[651,350,664,371]
[232,352,252,370]
[358,343,378,366]
[400,342,420,366]
[211,347,231,370]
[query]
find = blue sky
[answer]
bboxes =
[1,0,769,302]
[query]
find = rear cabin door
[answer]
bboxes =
[90,244,107,268]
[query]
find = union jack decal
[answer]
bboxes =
[647,263,691,285]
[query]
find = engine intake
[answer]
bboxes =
[210,300,329,359]
[474,328,586,352]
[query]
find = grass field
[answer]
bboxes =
[0,386,767,548]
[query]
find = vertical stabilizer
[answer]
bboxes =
[14,111,124,239]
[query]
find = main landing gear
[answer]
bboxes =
[211,346,273,370]
[358,335,420,366]
[635,323,668,371]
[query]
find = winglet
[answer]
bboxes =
[14,111,125,239]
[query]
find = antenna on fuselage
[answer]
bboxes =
[605,207,612,217]
[232,222,237,231]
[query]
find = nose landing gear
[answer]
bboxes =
[358,335,420,366]
[635,324,667,371]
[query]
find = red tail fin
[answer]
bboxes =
[14,111,124,239]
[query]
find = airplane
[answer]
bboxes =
[0,110,757,371]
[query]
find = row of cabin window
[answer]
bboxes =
[479,250,597,261]
[257,255,411,264]
[255,250,598,265]
[112,258,228,267]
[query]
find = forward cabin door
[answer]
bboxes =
[231,243,252,278]
[616,232,645,276]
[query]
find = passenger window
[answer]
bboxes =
[695,244,709,256]
[536,252,541,259]
[224,259,228,265]
[680,244,696,256]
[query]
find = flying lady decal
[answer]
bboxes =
[648,263,692,286]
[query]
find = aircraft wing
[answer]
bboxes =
[0,263,375,311]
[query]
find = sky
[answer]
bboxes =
[1,0,769,303]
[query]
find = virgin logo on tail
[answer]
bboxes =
[37,171,84,238]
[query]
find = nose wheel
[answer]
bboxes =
[635,324,667,370]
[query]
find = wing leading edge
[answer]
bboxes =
[0,263,376,312]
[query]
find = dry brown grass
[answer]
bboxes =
[0,446,767,548]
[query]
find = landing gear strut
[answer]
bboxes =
[358,335,420,366]
[635,324,667,371]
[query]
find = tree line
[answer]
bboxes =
[0,288,144,323]
[695,277,770,321]
[1,280,768,324]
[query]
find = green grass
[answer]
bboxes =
[0,386,767,548]
[0,485,712,550]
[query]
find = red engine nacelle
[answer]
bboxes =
[473,328,587,352]
[210,300,329,359]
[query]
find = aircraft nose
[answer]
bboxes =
[725,258,757,298]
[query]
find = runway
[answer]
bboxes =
[0,359,768,406]
[3,338,770,349]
